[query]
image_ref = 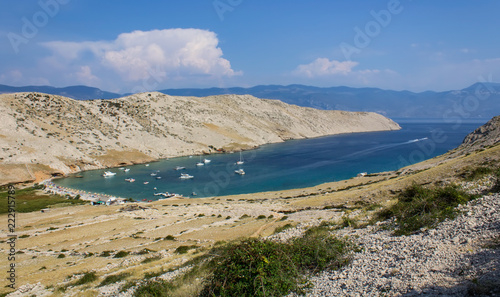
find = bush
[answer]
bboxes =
[199,229,353,297]
[175,245,197,254]
[134,280,174,297]
[114,251,130,258]
[99,272,130,287]
[376,184,477,235]
[74,271,98,286]
[274,223,293,234]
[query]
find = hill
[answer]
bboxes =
[0,84,120,100]
[1,116,498,297]
[2,83,500,118]
[0,92,399,185]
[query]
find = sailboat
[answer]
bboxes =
[236,151,244,165]
[196,156,204,166]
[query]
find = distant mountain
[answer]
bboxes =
[2,83,499,118]
[0,84,120,100]
[159,83,500,119]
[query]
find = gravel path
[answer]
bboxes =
[302,194,500,297]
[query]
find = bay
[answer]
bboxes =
[53,120,485,200]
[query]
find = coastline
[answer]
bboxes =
[1,140,498,295]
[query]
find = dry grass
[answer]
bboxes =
[0,145,498,295]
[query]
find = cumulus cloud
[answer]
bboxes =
[40,29,240,90]
[293,58,359,77]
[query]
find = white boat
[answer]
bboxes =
[236,152,244,165]
[179,173,194,179]
[235,169,245,175]
[125,178,135,182]
[143,181,149,185]
[145,164,150,167]
[156,176,162,179]
[103,171,116,177]
[196,156,204,166]
[124,168,130,172]
[203,158,211,163]
[150,172,157,176]
[174,166,186,170]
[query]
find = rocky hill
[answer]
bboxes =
[459,115,500,151]
[0,92,400,185]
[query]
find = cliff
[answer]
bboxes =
[0,92,400,184]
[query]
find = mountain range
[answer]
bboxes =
[2,83,499,119]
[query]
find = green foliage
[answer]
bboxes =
[274,223,294,234]
[99,251,112,257]
[199,230,353,297]
[257,215,267,220]
[175,245,197,254]
[376,184,477,236]
[134,280,174,297]
[74,271,98,286]
[164,235,176,241]
[461,166,494,180]
[341,216,358,228]
[114,251,130,258]
[57,254,66,258]
[0,187,86,214]
[99,272,130,287]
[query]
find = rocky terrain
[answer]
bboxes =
[0,116,498,296]
[0,92,399,185]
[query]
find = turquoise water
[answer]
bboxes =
[53,121,484,199]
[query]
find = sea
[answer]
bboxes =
[53,119,487,200]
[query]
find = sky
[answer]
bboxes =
[1,0,499,93]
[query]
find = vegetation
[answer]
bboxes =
[0,186,87,214]
[175,245,197,254]
[375,184,477,236]
[131,225,354,297]
[99,273,130,287]
[73,271,98,286]
[273,223,294,234]
[134,280,175,297]
[114,251,130,258]
[199,228,353,296]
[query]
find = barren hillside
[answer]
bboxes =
[0,92,400,184]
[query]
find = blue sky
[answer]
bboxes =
[1,0,499,93]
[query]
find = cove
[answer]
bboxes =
[53,121,484,200]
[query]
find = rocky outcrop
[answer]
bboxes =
[0,92,400,184]
[459,115,500,152]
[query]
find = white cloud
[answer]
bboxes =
[76,66,99,85]
[292,58,399,89]
[40,29,240,90]
[293,58,359,77]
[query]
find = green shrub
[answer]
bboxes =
[99,272,130,287]
[274,223,293,234]
[164,235,175,241]
[99,251,112,257]
[74,271,98,286]
[376,184,477,235]
[114,251,130,258]
[134,280,174,297]
[199,230,353,297]
[57,254,66,259]
[257,215,267,220]
[174,245,197,254]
